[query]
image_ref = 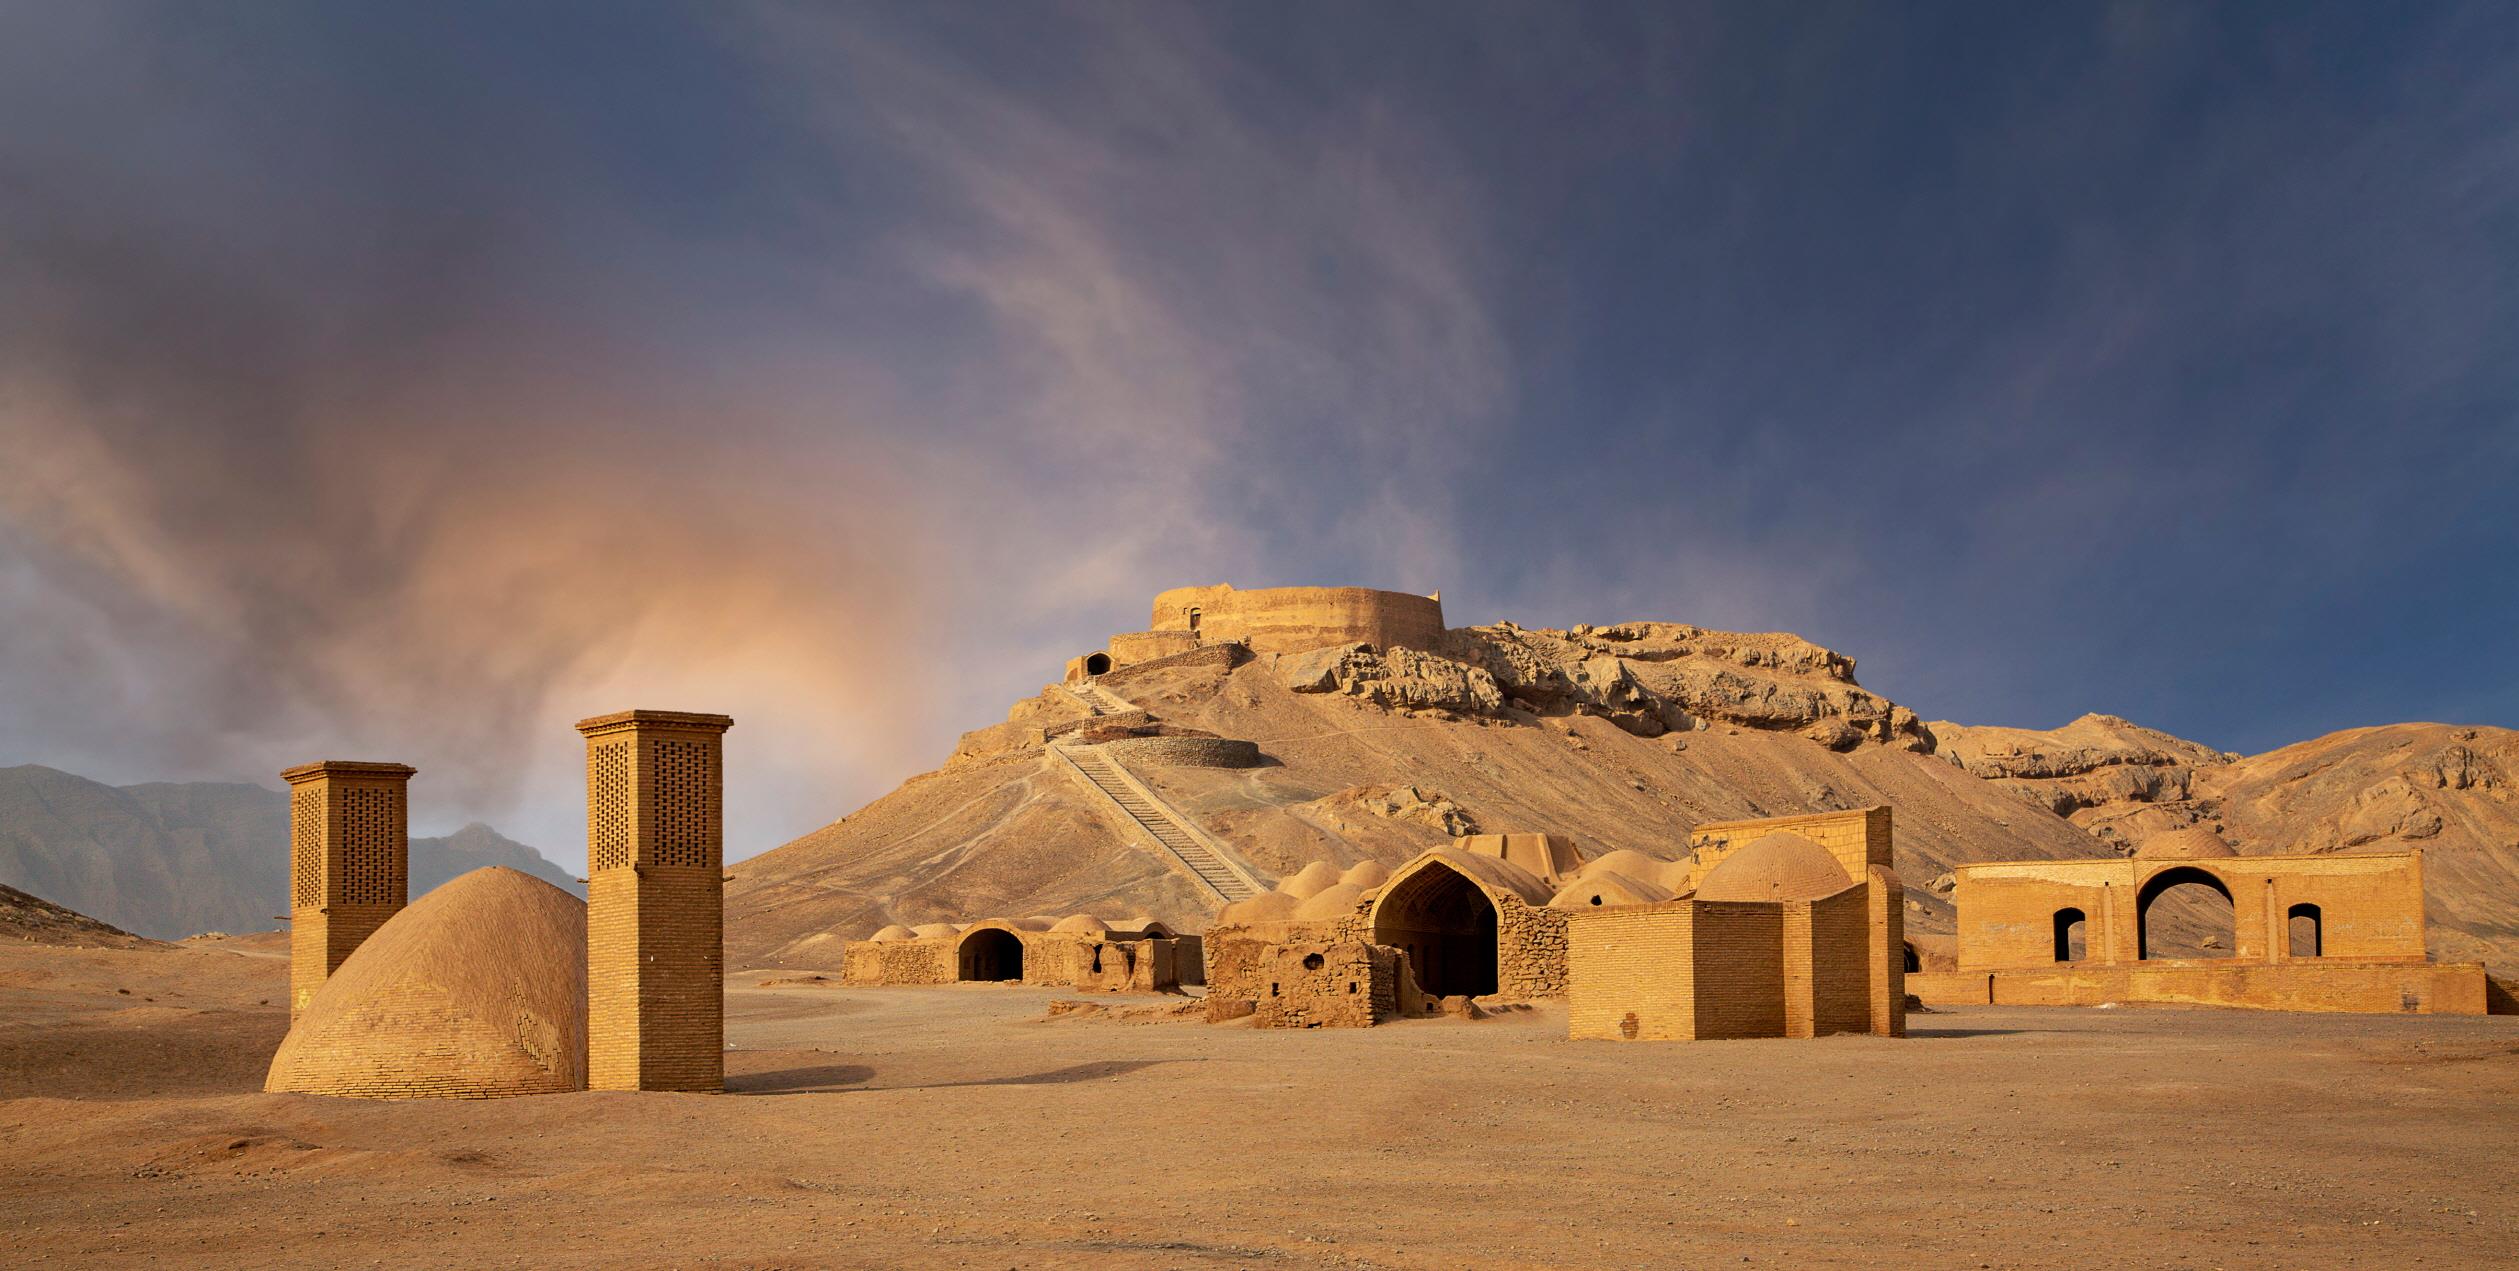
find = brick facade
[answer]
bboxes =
[577,709,733,1093]
[280,760,415,1018]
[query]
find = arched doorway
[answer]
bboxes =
[1370,862,1499,998]
[1902,942,1921,973]
[1083,652,1112,676]
[959,928,1024,981]
[2288,903,2323,958]
[2137,867,2235,960]
[2053,908,2088,962]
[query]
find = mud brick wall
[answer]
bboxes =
[1099,736,1261,768]
[1686,806,1891,893]
[1149,584,1444,655]
[841,939,956,985]
[1570,901,1785,1041]
[1496,896,1569,998]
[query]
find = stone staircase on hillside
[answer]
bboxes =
[1054,746,1262,904]
[1068,679,1133,715]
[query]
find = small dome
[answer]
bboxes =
[1120,916,1173,937]
[1339,860,1392,889]
[1581,849,1690,890]
[869,924,916,943]
[1280,861,1343,901]
[2136,828,2237,860]
[1050,914,1111,935]
[1219,891,1301,924]
[909,922,961,940]
[1548,871,1674,911]
[1016,915,1060,931]
[265,868,585,1099]
[1694,833,1852,903]
[1293,882,1367,921]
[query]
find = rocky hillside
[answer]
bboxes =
[1934,718,2519,968]
[726,621,2098,967]
[0,765,575,940]
[731,617,2519,976]
[0,883,156,949]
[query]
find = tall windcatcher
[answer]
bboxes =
[281,760,416,1017]
[576,709,735,1092]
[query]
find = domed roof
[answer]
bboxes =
[1339,860,1392,889]
[1281,861,1343,901]
[1580,849,1691,890]
[265,867,585,1099]
[1219,890,1301,924]
[1120,916,1173,937]
[2136,828,2237,860]
[909,922,961,940]
[1293,882,1367,921]
[1548,871,1675,911]
[1693,833,1853,903]
[1050,914,1111,935]
[869,924,916,942]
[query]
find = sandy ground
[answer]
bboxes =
[3,941,2516,1269]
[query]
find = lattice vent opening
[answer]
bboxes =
[591,742,634,871]
[650,738,717,868]
[341,785,404,905]
[289,787,323,909]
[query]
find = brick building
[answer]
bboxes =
[281,760,416,1017]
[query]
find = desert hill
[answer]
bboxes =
[0,882,157,949]
[731,618,2519,975]
[0,765,576,940]
[727,621,2100,967]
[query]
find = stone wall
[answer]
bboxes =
[1249,942,1407,1028]
[1099,736,1261,769]
[1149,584,1444,655]
[1496,895,1569,998]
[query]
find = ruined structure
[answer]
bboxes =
[840,914,1200,993]
[577,709,735,1092]
[1909,846,2488,1014]
[1067,583,1443,680]
[265,867,588,1098]
[1201,811,1906,1038]
[281,760,415,1017]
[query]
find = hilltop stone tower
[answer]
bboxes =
[281,760,416,1017]
[576,709,734,1092]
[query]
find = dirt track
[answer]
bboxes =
[3,941,2516,1268]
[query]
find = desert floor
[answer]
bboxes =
[3,940,2516,1269]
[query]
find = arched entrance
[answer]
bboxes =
[2288,903,2323,958]
[1370,862,1499,998]
[2137,867,2235,960]
[959,928,1024,982]
[1902,942,1921,973]
[2053,908,2088,962]
[1083,652,1112,676]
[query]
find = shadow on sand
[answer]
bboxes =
[729,1058,1185,1096]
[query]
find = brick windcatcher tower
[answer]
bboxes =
[577,709,734,1092]
[281,760,416,1017]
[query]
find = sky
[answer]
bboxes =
[2,1,2514,867]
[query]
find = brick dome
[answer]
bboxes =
[264,867,585,1099]
[1693,832,1852,902]
[2135,828,2237,860]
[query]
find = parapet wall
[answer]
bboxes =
[1150,584,1444,655]
[1100,736,1261,769]
[1910,961,2488,1015]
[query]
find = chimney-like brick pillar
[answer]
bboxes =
[281,760,416,1017]
[577,710,734,1092]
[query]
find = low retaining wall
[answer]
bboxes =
[1910,961,2488,1015]
[1100,736,1261,768]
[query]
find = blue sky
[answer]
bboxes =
[2,2,2513,861]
